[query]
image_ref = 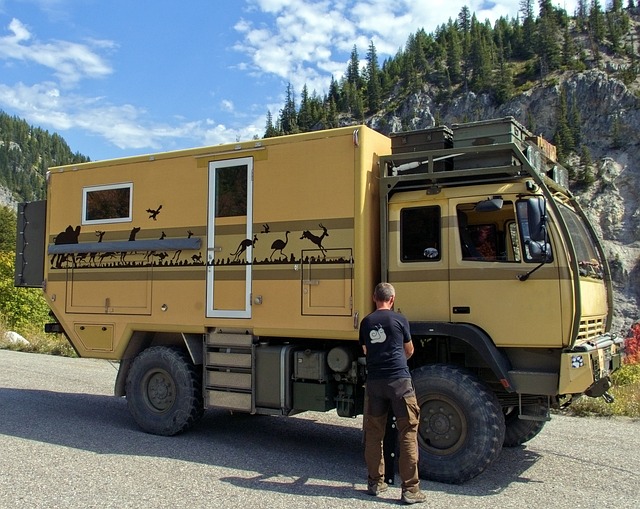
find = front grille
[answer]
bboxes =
[577,318,606,341]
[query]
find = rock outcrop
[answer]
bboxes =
[372,70,640,336]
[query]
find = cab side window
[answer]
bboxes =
[400,206,441,262]
[457,201,521,262]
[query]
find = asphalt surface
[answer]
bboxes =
[0,349,638,508]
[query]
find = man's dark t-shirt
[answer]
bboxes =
[359,309,411,380]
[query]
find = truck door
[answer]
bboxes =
[206,157,253,318]
[448,197,563,347]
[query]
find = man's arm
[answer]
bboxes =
[404,340,414,359]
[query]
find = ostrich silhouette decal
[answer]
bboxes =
[300,223,329,256]
[146,205,162,220]
[230,235,258,261]
[270,231,290,260]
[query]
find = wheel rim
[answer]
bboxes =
[142,369,176,413]
[418,394,468,455]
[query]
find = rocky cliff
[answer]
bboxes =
[372,69,640,336]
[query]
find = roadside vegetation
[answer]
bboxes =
[567,324,640,418]
[0,206,75,357]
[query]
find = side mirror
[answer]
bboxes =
[518,197,553,263]
[526,239,551,262]
[527,196,546,242]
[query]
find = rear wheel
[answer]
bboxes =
[412,364,505,484]
[503,402,548,447]
[125,346,204,436]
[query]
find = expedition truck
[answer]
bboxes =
[15,119,623,484]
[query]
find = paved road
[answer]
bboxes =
[0,349,638,508]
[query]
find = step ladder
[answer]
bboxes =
[204,330,255,412]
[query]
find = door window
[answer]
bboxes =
[457,201,520,262]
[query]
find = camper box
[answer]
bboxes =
[41,126,391,359]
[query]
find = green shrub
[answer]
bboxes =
[0,251,51,334]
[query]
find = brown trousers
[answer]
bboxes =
[363,377,420,491]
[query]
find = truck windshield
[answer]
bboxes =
[557,202,604,279]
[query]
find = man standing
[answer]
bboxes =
[359,282,426,505]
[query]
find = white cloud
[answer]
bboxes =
[221,99,235,112]
[0,18,113,86]
[235,0,580,100]
[0,1,582,157]
[0,80,264,153]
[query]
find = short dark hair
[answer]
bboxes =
[374,282,395,302]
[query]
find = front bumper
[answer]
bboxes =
[558,333,624,397]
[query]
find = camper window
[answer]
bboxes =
[400,206,441,262]
[82,183,133,225]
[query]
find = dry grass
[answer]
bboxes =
[566,363,640,418]
[0,320,76,357]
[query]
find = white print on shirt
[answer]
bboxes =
[369,324,387,344]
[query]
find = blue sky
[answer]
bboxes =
[0,0,578,161]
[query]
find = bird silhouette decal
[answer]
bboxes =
[146,205,162,220]
[270,231,290,260]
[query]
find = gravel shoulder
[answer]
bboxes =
[0,349,638,508]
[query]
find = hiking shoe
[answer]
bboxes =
[401,489,427,504]
[367,481,389,496]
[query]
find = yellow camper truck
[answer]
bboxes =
[15,121,623,483]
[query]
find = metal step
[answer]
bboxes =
[204,330,255,412]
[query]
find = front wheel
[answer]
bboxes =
[125,346,204,436]
[413,364,505,484]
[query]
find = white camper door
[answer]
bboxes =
[206,157,253,318]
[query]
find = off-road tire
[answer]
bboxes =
[126,346,204,436]
[503,402,548,447]
[413,364,505,484]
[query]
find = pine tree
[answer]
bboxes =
[562,23,578,68]
[325,97,339,128]
[579,145,595,185]
[495,52,514,104]
[576,0,589,31]
[365,40,382,113]
[470,21,493,92]
[297,85,314,131]
[589,0,606,44]
[263,111,280,138]
[537,0,562,75]
[611,113,623,148]
[554,90,574,161]
[519,0,536,58]
[279,83,298,135]
[346,45,361,87]
[446,28,463,84]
